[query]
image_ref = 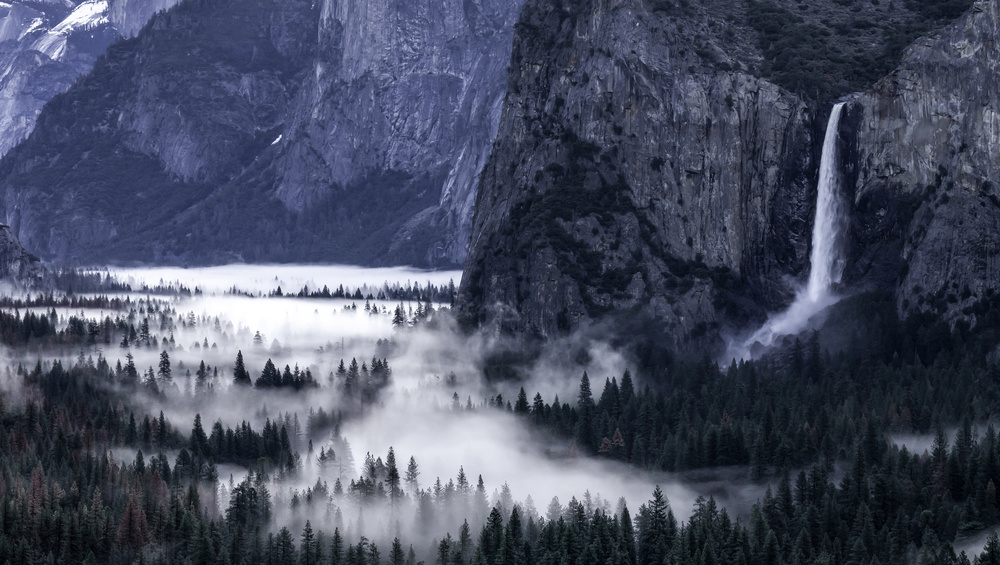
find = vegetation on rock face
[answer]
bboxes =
[642,0,975,101]
[744,0,975,100]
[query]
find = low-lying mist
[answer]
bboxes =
[101,264,460,295]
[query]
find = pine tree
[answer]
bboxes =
[621,503,637,565]
[346,358,360,397]
[405,456,420,491]
[438,534,453,565]
[458,520,473,563]
[981,532,1000,565]
[390,538,405,565]
[386,447,402,503]
[620,368,634,403]
[300,521,317,565]
[514,387,529,415]
[637,486,673,565]
[195,360,208,393]
[575,372,597,453]
[331,529,344,565]
[256,359,280,388]
[233,350,252,386]
[190,414,211,458]
[158,350,172,384]
[275,526,297,565]
[118,495,150,551]
[143,367,160,396]
[124,352,138,385]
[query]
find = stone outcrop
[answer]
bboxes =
[269,0,522,266]
[459,0,999,344]
[0,224,43,284]
[108,0,183,37]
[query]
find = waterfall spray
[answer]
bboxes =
[727,102,848,361]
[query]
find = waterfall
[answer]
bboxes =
[726,102,848,361]
[804,102,847,302]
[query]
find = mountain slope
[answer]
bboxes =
[458,0,816,341]
[0,0,318,264]
[262,0,522,266]
[0,0,524,267]
[0,0,182,158]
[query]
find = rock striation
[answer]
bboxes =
[268,0,522,266]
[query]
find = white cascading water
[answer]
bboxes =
[727,102,847,361]
[803,102,847,302]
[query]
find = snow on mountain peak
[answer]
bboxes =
[17,17,43,41]
[31,0,109,61]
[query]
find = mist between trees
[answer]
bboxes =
[3,271,1000,563]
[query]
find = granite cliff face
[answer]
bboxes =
[0,0,116,158]
[842,0,1000,323]
[267,0,522,265]
[108,0,182,37]
[458,0,818,341]
[0,0,523,266]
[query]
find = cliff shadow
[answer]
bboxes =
[838,102,910,296]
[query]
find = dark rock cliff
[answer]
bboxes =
[458,0,987,344]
